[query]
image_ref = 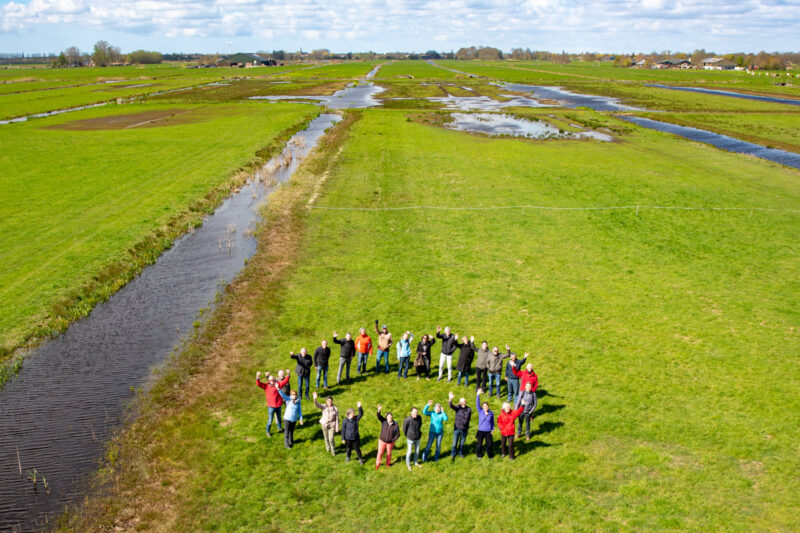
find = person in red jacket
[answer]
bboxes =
[497,401,524,460]
[257,370,291,437]
[511,358,538,392]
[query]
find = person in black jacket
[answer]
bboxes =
[448,391,473,461]
[376,405,401,469]
[403,407,424,471]
[455,335,476,387]
[340,401,364,465]
[415,334,436,380]
[436,326,459,382]
[290,348,313,399]
[333,332,355,384]
[314,339,331,391]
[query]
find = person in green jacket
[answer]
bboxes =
[421,400,449,462]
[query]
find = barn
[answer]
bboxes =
[218,53,277,68]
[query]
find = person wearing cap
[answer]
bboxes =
[374,320,392,374]
[355,327,373,375]
[256,370,291,437]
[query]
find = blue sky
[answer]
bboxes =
[1,0,798,55]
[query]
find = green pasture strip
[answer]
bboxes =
[376,60,461,80]
[84,109,799,531]
[276,61,382,79]
[636,111,800,154]
[0,77,224,120]
[0,101,318,359]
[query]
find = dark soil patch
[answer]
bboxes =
[45,108,203,131]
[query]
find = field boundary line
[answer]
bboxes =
[307,205,800,214]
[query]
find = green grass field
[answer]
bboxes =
[67,108,800,532]
[0,101,317,361]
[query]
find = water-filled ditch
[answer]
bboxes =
[0,113,341,531]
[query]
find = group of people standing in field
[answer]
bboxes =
[255,320,540,469]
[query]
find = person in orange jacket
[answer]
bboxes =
[497,401,524,460]
[355,327,373,375]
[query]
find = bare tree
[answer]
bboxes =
[64,46,82,67]
[92,40,121,67]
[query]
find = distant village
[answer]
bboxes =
[1,44,797,75]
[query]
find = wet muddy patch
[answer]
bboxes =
[45,108,205,130]
[428,112,614,142]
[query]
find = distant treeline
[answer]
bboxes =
[2,43,797,71]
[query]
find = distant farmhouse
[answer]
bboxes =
[218,53,277,68]
[655,59,691,69]
[702,57,736,70]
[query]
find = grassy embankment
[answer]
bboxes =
[0,101,318,379]
[65,109,800,531]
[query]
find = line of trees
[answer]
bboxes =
[49,41,163,67]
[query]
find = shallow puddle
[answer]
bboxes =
[446,112,612,142]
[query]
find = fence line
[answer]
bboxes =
[307,205,800,214]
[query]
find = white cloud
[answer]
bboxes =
[1,0,798,52]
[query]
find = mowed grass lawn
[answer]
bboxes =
[0,101,317,352]
[99,110,800,531]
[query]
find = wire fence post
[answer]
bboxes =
[636,205,640,216]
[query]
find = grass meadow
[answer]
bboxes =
[0,101,317,364]
[65,109,800,532]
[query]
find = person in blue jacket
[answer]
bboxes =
[396,331,414,379]
[278,389,304,449]
[421,400,449,462]
[475,389,495,459]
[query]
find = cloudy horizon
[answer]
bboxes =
[1,0,798,55]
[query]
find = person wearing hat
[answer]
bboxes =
[374,320,393,374]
